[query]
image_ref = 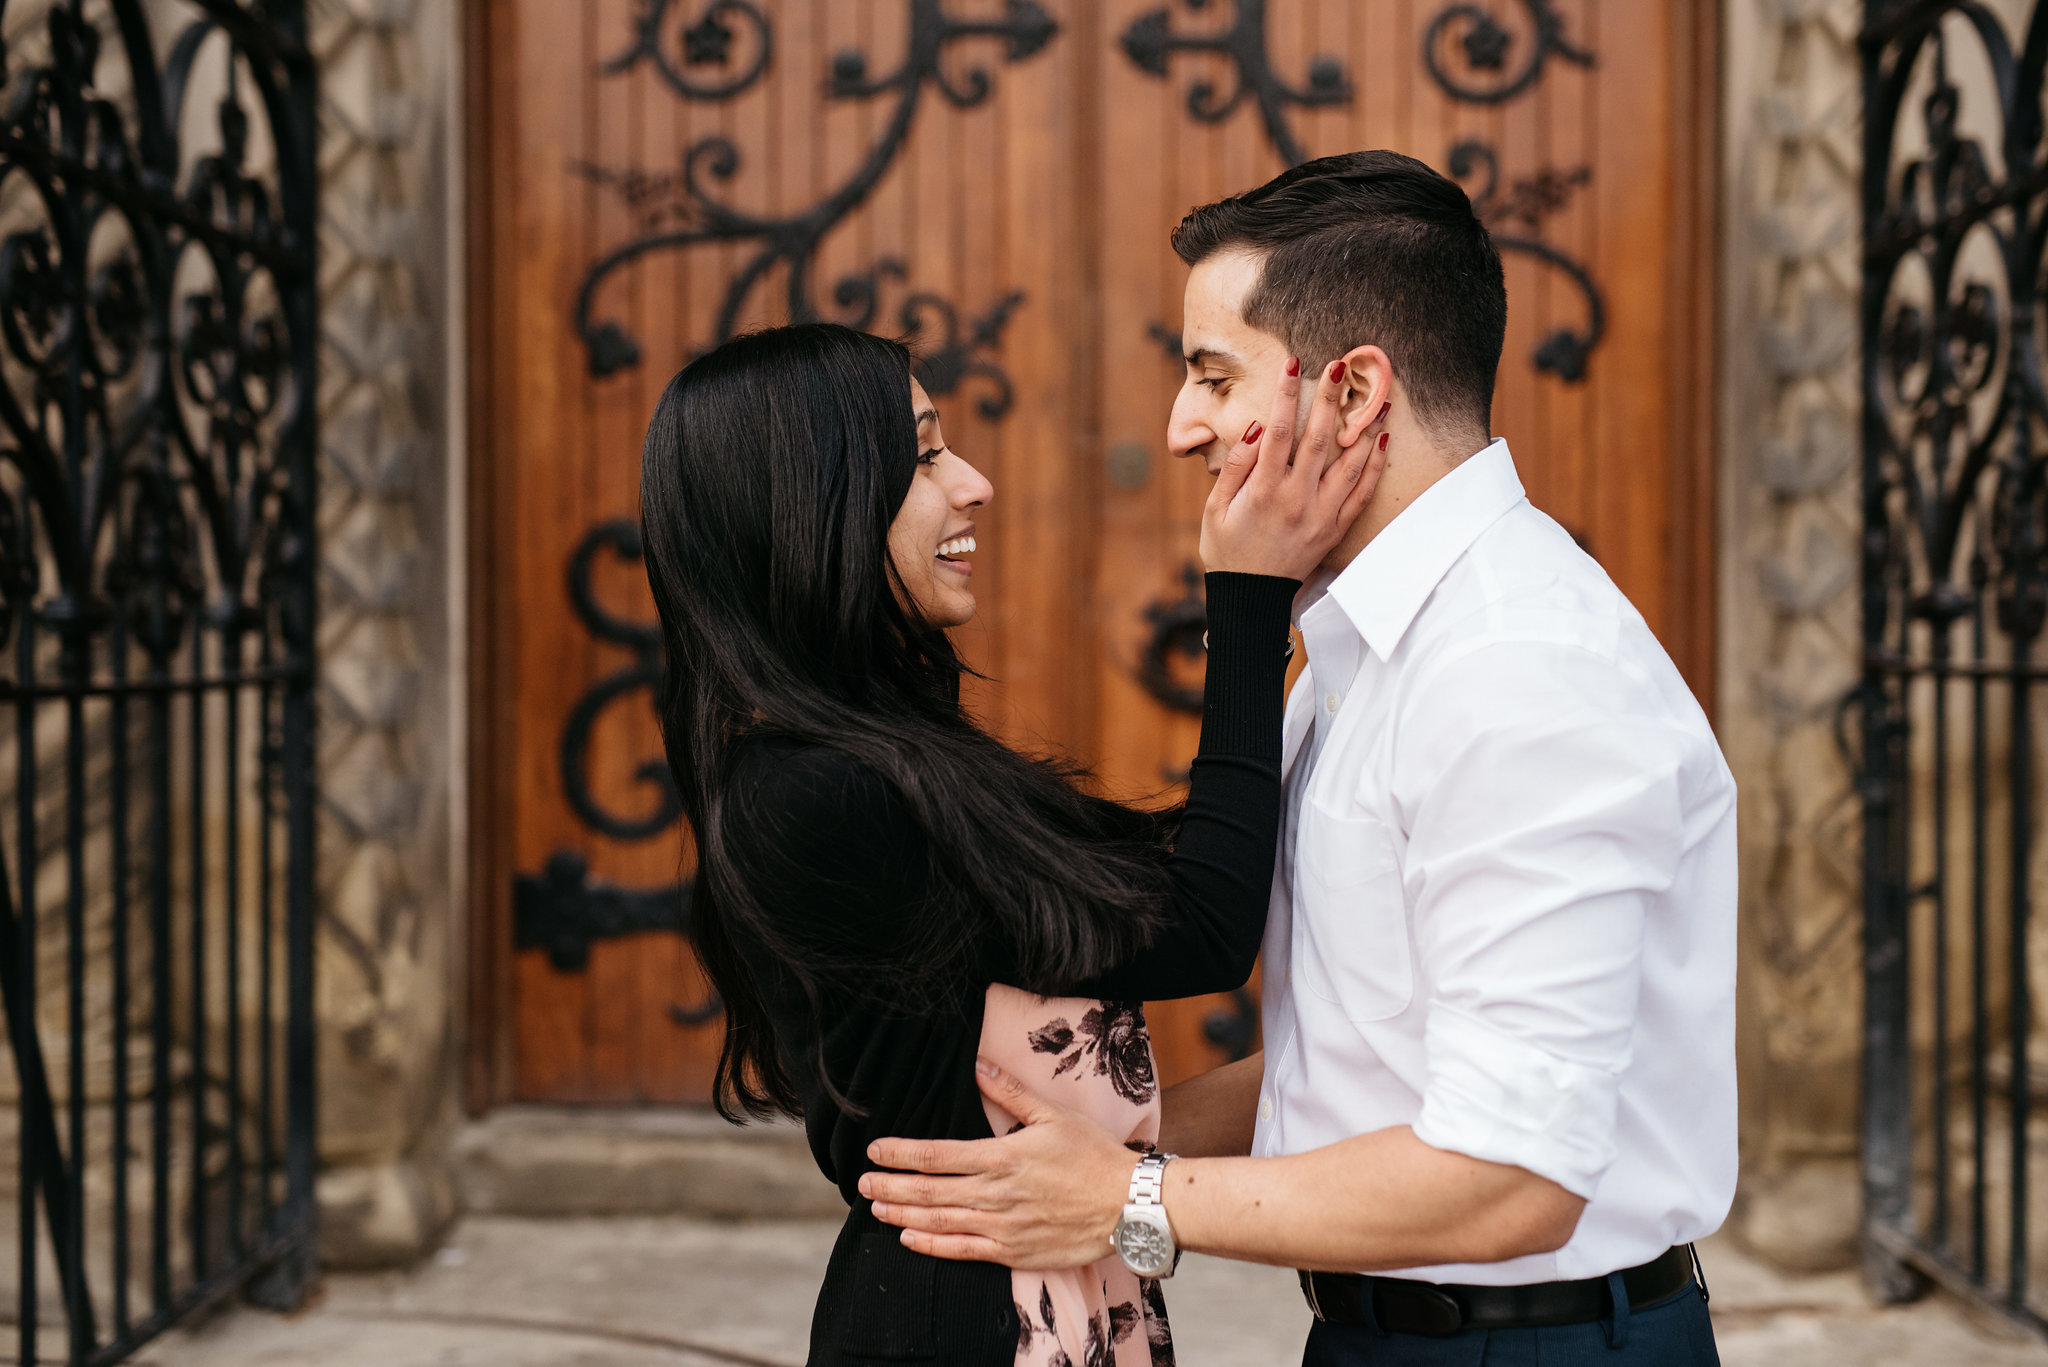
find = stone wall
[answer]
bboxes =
[308,0,461,1267]
[1718,0,1866,1269]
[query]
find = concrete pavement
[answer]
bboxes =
[135,1215,2048,1367]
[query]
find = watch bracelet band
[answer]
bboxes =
[1127,1152,1176,1207]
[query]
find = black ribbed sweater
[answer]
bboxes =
[724,572,1296,1366]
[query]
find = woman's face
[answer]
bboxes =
[888,378,993,629]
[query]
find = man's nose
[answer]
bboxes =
[1166,399,1211,462]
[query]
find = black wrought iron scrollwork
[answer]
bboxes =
[1858,6,2048,1332]
[1446,139,1605,382]
[560,520,679,841]
[0,7,313,655]
[1119,0,1350,169]
[516,523,715,1016]
[602,0,773,100]
[1864,22,2040,650]
[1137,562,1209,715]
[1203,987,1259,1061]
[0,0,321,1355]
[1422,0,1593,105]
[512,851,721,1021]
[902,290,1027,421]
[572,0,1058,417]
[1122,1,1603,385]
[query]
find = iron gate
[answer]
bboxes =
[1861,0,2048,1336]
[0,1,319,1363]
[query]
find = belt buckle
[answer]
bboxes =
[1405,1285,1468,1337]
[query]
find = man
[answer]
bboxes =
[859,150,1736,1365]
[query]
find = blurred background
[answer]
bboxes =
[3,0,2048,1362]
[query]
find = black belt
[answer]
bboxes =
[1298,1244,1700,1337]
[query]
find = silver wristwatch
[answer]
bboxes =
[1111,1152,1179,1279]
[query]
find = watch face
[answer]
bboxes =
[1114,1210,1174,1277]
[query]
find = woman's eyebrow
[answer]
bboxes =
[915,407,940,427]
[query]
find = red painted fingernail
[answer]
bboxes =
[1328,361,1347,383]
[1243,421,1263,445]
[1286,356,1301,377]
[1378,432,1390,453]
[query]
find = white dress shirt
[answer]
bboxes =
[1251,438,1737,1285]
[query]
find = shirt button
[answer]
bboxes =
[1258,1098,1274,1121]
[1325,692,1342,713]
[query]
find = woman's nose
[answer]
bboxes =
[948,453,993,509]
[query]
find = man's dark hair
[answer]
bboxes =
[1173,149,1507,441]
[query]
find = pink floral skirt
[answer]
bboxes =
[978,983,1175,1367]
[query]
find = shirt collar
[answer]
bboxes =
[1307,438,1526,662]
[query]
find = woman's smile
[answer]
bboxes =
[936,531,977,576]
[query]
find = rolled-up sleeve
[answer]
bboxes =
[1397,640,1686,1199]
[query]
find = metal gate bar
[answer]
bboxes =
[0,1,319,1362]
[1862,0,2048,1338]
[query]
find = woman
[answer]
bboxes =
[640,324,1376,1367]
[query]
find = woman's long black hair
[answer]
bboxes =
[640,324,1169,1121]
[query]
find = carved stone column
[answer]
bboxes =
[309,0,459,1267]
[1718,0,1866,1269]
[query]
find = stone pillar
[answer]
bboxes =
[310,0,462,1269]
[1717,0,1866,1270]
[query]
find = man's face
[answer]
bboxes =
[1168,250,1297,475]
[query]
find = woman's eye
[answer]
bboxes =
[917,448,941,466]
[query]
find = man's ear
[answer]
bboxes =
[1336,344,1395,449]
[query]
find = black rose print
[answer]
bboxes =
[1083,1311,1111,1367]
[1107,1299,1140,1345]
[1029,1020,1076,1054]
[1033,1283,1075,1367]
[1141,1279,1175,1367]
[1026,1001,1158,1105]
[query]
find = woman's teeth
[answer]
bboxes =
[937,536,976,559]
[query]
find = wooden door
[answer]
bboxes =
[466,0,1715,1106]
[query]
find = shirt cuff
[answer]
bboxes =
[1411,1003,1623,1200]
[1199,572,1299,760]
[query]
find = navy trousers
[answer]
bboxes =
[1300,1281,1720,1367]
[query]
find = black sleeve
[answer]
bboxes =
[1076,570,1296,1001]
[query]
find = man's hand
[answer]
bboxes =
[861,1058,1136,1269]
[1200,358,1386,581]
[867,1062,1589,1274]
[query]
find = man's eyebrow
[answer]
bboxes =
[1183,346,1243,370]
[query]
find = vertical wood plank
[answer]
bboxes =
[506,0,594,1101]
[1589,0,1673,645]
[579,0,647,1104]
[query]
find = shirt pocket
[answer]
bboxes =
[1295,800,1413,1022]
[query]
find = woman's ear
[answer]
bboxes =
[1336,344,1394,449]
